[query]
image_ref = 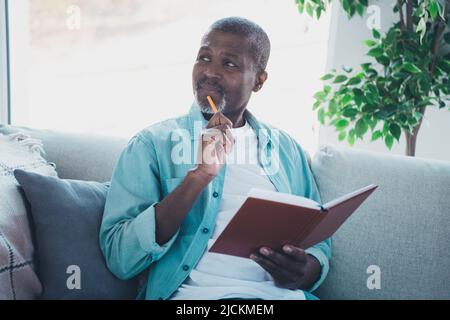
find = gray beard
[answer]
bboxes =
[195,94,227,114]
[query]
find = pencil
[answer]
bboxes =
[206,95,219,113]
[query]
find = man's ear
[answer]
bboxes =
[253,70,268,92]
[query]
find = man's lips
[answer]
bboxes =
[198,84,223,95]
[197,85,224,101]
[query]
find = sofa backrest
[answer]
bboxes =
[0,125,128,182]
[0,125,312,181]
[312,144,450,300]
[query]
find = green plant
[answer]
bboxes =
[296,0,450,156]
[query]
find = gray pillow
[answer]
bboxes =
[13,169,138,299]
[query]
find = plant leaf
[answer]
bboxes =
[318,108,325,124]
[372,28,381,39]
[389,123,401,141]
[367,47,384,58]
[341,94,353,106]
[355,118,369,138]
[364,39,377,47]
[333,75,348,83]
[403,62,421,74]
[314,91,328,101]
[328,100,339,113]
[416,18,427,43]
[342,108,358,118]
[313,100,322,110]
[348,129,356,145]
[317,6,323,19]
[429,1,439,20]
[306,2,314,17]
[356,4,365,17]
[335,119,350,130]
[321,73,334,81]
[342,66,353,73]
[371,130,383,141]
[348,76,362,85]
[338,130,347,141]
[384,134,394,150]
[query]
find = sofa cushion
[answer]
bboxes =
[312,144,450,300]
[13,169,138,299]
[0,132,57,299]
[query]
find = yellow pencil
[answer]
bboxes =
[206,95,219,113]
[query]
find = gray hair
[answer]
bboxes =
[205,17,271,72]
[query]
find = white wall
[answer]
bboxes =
[320,0,450,161]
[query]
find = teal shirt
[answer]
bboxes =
[100,105,332,300]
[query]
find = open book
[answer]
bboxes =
[209,184,378,258]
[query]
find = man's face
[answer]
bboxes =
[192,29,260,115]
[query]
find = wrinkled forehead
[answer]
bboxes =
[200,29,252,57]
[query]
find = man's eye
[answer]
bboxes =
[225,61,237,68]
[198,56,210,62]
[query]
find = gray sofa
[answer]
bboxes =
[1,124,449,300]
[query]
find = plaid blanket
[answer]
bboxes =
[0,132,57,299]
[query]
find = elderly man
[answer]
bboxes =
[100,17,331,300]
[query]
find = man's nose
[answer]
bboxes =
[204,62,223,80]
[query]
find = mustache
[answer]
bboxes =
[196,79,225,95]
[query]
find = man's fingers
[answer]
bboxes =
[204,125,230,138]
[204,125,235,154]
[221,125,234,154]
[223,126,234,149]
[207,112,233,128]
[250,253,293,282]
[282,245,307,262]
[203,127,225,146]
[214,124,234,146]
[251,252,305,290]
[258,247,304,274]
[208,124,230,133]
[223,134,233,154]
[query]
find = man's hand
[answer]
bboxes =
[250,244,321,291]
[195,112,234,179]
[155,112,234,245]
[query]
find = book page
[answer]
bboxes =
[322,184,378,210]
[247,188,320,210]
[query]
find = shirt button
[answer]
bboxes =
[182,265,189,271]
[212,191,219,198]
[202,227,209,234]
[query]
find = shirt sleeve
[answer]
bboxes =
[99,134,179,280]
[294,140,332,293]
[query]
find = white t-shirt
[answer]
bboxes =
[169,121,305,300]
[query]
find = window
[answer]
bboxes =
[0,0,10,124]
[8,0,331,154]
